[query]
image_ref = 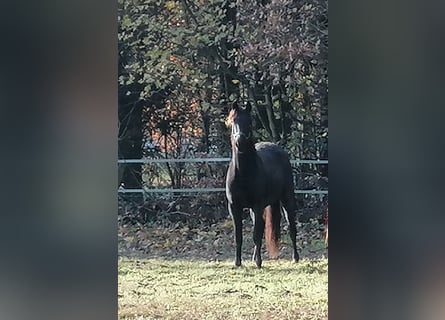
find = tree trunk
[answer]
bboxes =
[219,0,239,104]
[118,101,143,203]
[265,90,279,142]
[247,86,272,140]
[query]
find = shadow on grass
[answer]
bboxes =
[119,256,327,276]
[119,244,327,263]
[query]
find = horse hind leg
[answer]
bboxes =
[282,194,300,263]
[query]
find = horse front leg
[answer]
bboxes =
[228,203,243,267]
[252,207,265,268]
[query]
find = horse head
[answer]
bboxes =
[227,101,253,152]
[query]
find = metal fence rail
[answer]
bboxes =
[118,158,328,195]
[118,188,328,195]
[118,158,328,165]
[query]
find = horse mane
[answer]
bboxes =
[225,109,237,127]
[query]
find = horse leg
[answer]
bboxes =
[250,209,257,262]
[251,207,265,268]
[282,195,300,263]
[228,203,243,267]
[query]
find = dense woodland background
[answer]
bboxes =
[118,0,328,222]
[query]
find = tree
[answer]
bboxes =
[235,0,327,158]
[118,0,328,198]
[119,0,235,187]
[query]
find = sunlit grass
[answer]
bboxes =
[119,257,327,320]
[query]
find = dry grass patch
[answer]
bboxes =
[119,257,327,320]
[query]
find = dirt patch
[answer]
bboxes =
[119,219,327,262]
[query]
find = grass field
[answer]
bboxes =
[118,257,328,320]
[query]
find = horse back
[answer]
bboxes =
[255,142,294,203]
[255,142,294,186]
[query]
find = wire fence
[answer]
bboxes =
[118,158,328,195]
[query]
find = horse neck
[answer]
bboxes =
[232,144,257,179]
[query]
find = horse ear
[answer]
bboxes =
[231,101,239,111]
[245,101,252,113]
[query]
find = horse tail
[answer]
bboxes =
[264,203,281,259]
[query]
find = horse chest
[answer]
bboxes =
[229,178,266,207]
[226,156,270,208]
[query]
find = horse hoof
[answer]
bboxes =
[293,254,300,263]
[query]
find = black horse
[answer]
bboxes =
[225,101,299,268]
